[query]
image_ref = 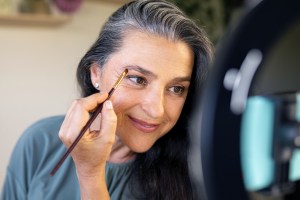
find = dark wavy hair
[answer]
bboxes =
[76,0,213,199]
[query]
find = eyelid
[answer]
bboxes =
[169,85,186,95]
[123,65,156,79]
[126,74,148,86]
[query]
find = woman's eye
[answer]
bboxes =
[169,86,185,95]
[127,76,147,86]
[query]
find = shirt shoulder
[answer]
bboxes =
[7,115,66,175]
[21,115,65,141]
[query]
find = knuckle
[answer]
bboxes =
[58,130,67,141]
[109,114,117,124]
[103,111,117,124]
[73,98,84,107]
[58,129,73,145]
[104,136,115,145]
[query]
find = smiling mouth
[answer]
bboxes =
[128,116,160,133]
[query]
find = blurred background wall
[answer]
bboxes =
[0,0,127,190]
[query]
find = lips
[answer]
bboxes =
[128,116,160,133]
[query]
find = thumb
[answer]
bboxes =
[100,100,117,144]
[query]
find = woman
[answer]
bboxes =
[1,0,213,199]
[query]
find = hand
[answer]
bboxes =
[59,92,117,176]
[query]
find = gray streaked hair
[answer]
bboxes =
[77,0,213,97]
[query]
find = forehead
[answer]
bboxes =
[111,30,194,77]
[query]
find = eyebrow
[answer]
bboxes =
[122,65,191,82]
[123,65,157,78]
[172,76,191,83]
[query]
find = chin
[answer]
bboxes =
[131,146,152,153]
[128,141,155,153]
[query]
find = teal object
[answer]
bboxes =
[290,149,300,181]
[241,96,275,191]
[241,95,300,191]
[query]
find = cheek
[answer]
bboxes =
[110,90,138,114]
[98,74,113,92]
[166,99,185,121]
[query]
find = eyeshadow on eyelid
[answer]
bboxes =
[123,66,192,84]
[123,65,156,77]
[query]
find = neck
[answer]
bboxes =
[108,136,136,163]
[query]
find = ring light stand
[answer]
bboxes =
[189,0,300,199]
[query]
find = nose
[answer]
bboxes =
[141,87,165,119]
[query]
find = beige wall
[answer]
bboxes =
[0,1,120,190]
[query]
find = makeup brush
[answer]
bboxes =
[50,69,128,176]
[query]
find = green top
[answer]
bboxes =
[1,116,139,200]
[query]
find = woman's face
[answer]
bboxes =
[92,30,194,153]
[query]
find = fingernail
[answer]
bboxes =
[106,100,113,109]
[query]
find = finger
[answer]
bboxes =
[59,92,109,145]
[99,100,117,144]
[88,93,108,132]
[80,92,109,112]
[61,92,108,134]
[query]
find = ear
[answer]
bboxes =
[90,63,101,89]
